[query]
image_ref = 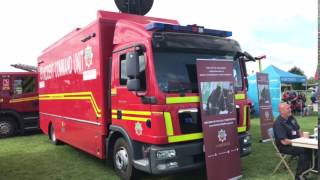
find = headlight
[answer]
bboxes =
[156,149,176,160]
[243,135,250,144]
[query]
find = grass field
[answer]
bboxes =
[0,116,318,180]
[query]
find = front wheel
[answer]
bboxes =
[113,138,137,180]
[0,116,16,138]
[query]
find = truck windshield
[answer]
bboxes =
[153,50,243,93]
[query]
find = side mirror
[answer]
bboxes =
[243,51,255,62]
[126,51,140,78]
[127,79,141,91]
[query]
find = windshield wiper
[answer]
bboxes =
[167,87,187,97]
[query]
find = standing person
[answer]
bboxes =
[273,103,311,180]
[282,89,289,103]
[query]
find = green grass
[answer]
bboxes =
[0,116,318,180]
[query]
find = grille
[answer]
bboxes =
[178,108,202,134]
[178,106,240,134]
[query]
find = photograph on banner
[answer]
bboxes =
[200,81,235,115]
[257,84,271,105]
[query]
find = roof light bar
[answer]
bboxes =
[145,23,232,37]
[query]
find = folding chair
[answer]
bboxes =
[267,128,295,179]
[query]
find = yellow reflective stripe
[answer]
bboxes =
[235,93,245,100]
[40,92,100,113]
[40,92,93,97]
[238,127,246,133]
[166,96,200,104]
[111,109,151,116]
[112,114,149,122]
[164,112,174,136]
[168,128,246,142]
[121,116,149,122]
[40,97,89,100]
[168,133,203,143]
[40,92,101,118]
[236,105,247,133]
[166,94,245,104]
[122,110,151,116]
[9,96,38,103]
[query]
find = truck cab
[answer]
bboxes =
[0,72,39,137]
[109,19,251,175]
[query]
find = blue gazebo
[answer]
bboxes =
[248,65,306,117]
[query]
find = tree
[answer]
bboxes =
[308,77,316,85]
[288,66,305,90]
[288,66,305,76]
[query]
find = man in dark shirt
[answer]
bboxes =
[273,103,311,180]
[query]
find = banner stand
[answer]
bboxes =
[196,59,242,180]
[256,73,274,143]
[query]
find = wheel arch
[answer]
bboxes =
[106,125,135,161]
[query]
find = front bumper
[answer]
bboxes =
[133,132,251,175]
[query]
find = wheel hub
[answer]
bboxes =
[51,128,56,141]
[0,122,10,135]
[115,147,129,171]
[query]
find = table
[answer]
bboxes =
[291,137,318,149]
[291,137,318,178]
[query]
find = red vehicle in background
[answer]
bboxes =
[0,64,39,137]
[38,10,252,179]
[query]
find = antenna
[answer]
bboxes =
[114,0,154,15]
[10,63,37,72]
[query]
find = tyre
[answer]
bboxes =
[0,116,16,138]
[113,138,137,180]
[49,124,62,145]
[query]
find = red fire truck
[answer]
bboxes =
[0,64,38,137]
[39,11,252,179]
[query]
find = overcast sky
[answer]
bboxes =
[0,0,317,77]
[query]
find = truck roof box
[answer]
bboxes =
[41,11,179,56]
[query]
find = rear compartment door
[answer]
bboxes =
[11,75,39,129]
[0,75,12,109]
[0,75,11,109]
[111,46,151,139]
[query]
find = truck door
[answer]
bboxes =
[11,75,38,129]
[0,75,11,109]
[111,45,151,138]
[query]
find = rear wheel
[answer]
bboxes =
[113,138,137,180]
[0,116,16,138]
[49,124,62,145]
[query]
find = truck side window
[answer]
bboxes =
[13,77,36,95]
[138,54,146,91]
[119,52,146,91]
[120,54,128,86]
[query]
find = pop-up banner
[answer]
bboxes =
[196,59,241,180]
[256,73,274,142]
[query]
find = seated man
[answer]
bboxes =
[273,103,312,180]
